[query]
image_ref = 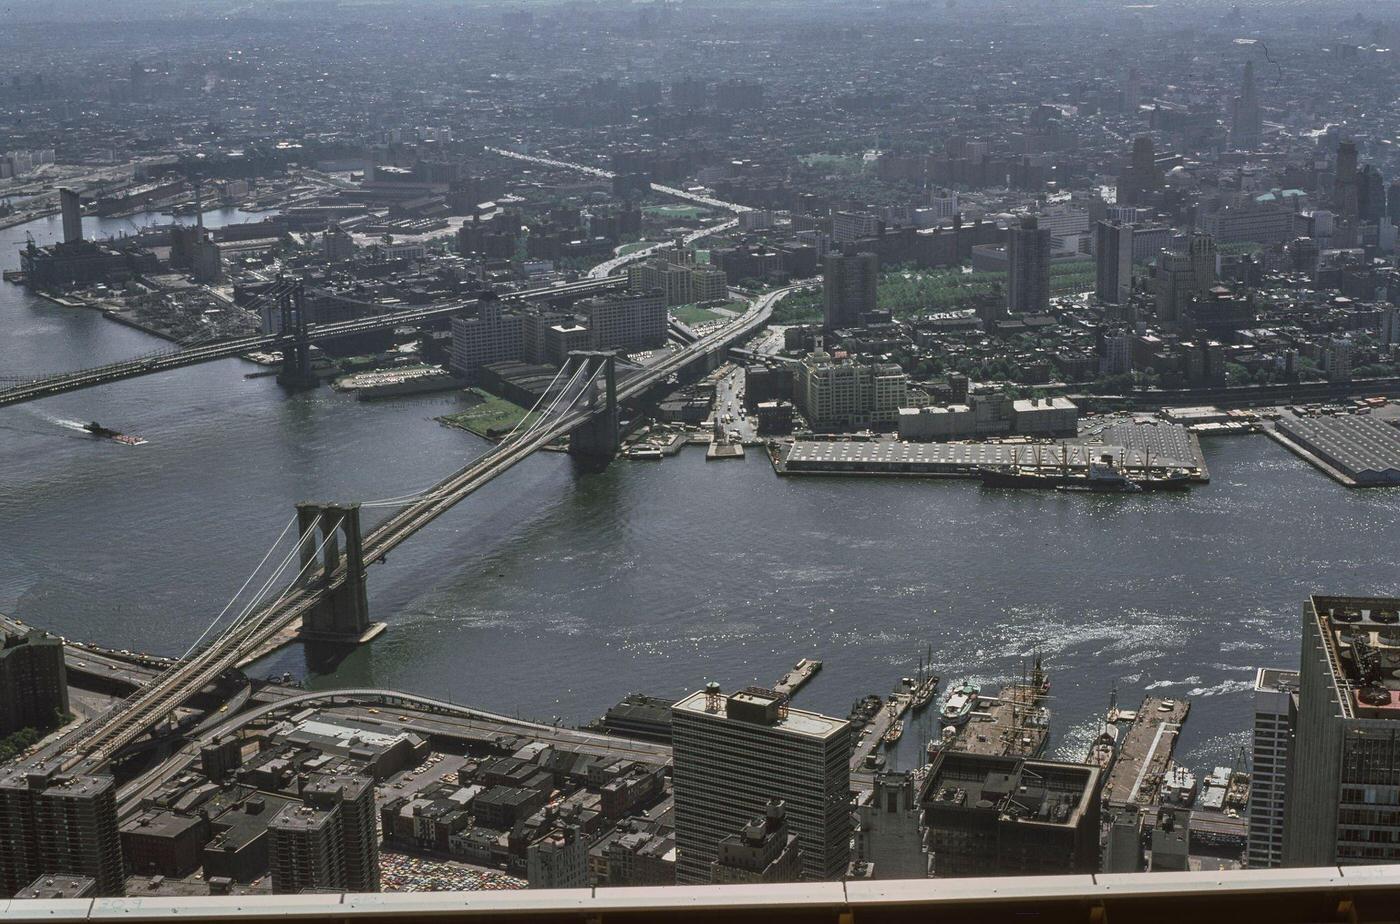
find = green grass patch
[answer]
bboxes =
[644,204,708,220]
[671,305,725,324]
[798,153,865,174]
[439,388,538,440]
[617,240,656,256]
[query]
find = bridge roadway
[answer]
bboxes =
[0,277,621,408]
[69,282,807,769]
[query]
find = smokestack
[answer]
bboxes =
[59,188,82,245]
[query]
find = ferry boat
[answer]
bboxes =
[940,680,980,727]
[83,421,146,446]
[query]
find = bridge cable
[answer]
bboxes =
[179,514,299,659]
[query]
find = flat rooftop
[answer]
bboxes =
[673,689,848,741]
[1255,667,1300,695]
[1275,414,1400,484]
[1308,595,1400,720]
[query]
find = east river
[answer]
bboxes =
[3,209,1400,775]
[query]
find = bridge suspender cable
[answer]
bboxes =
[179,514,299,658]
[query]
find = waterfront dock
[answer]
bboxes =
[1102,696,1191,811]
[773,658,822,698]
[939,676,1050,759]
[775,422,1208,483]
[1265,404,1400,487]
[850,691,912,772]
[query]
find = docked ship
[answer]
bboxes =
[1088,725,1119,771]
[910,645,940,711]
[979,450,1192,493]
[882,719,904,746]
[940,680,980,727]
[83,421,146,446]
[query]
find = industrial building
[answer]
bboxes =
[672,684,852,883]
[794,351,907,431]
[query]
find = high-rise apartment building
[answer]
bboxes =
[1283,595,1400,867]
[0,628,69,737]
[0,763,123,897]
[1094,220,1133,305]
[823,251,879,331]
[1249,668,1299,869]
[1007,215,1050,314]
[671,684,852,883]
[302,774,379,893]
[268,803,342,894]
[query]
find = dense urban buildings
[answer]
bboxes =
[4,0,1400,909]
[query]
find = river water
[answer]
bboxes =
[3,209,1400,775]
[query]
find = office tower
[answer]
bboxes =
[1094,220,1133,305]
[302,774,379,892]
[1358,166,1386,223]
[0,763,123,897]
[1283,595,1400,867]
[1122,66,1140,112]
[1117,135,1160,207]
[710,800,803,884]
[0,628,68,737]
[1007,215,1050,314]
[59,188,82,245]
[1229,60,1262,150]
[268,803,343,894]
[921,753,1102,877]
[1334,141,1360,222]
[822,251,878,331]
[1249,668,1299,869]
[671,683,852,883]
[1188,232,1218,292]
[855,771,926,879]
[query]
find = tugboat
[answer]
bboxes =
[940,680,980,727]
[83,421,146,445]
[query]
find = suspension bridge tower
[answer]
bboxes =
[294,502,384,643]
[275,281,319,390]
[567,350,619,467]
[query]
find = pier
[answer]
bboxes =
[1102,696,1191,812]
[773,658,822,698]
[939,674,1051,759]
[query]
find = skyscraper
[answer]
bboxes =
[59,188,82,245]
[671,683,852,883]
[822,251,879,331]
[1282,595,1400,867]
[1249,668,1299,869]
[0,763,124,898]
[1094,220,1133,305]
[1007,215,1050,314]
[1154,233,1215,328]
[1117,135,1160,207]
[1334,141,1360,222]
[1229,60,1262,150]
